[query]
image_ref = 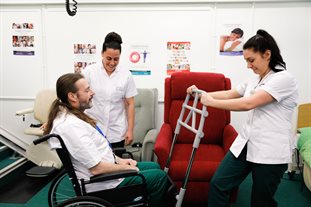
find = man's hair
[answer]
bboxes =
[231,28,244,38]
[44,73,96,134]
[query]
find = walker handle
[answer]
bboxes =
[192,89,205,95]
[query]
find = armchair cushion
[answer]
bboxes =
[298,127,311,167]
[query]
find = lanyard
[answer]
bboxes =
[95,125,117,163]
[95,125,112,148]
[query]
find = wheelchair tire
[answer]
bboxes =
[56,196,114,207]
[48,170,76,207]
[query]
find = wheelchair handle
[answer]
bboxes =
[33,133,61,145]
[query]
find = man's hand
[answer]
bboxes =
[117,158,138,171]
[40,122,47,130]
[119,158,137,166]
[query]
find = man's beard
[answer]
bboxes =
[79,99,93,111]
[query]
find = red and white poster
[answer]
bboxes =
[166,41,191,75]
[128,45,151,75]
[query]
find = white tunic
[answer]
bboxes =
[49,111,123,193]
[82,63,137,143]
[230,70,298,164]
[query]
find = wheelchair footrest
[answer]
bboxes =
[25,166,58,177]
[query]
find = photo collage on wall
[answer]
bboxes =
[12,22,35,56]
[73,43,97,73]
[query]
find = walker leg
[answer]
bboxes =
[165,90,208,207]
[175,188,186,207]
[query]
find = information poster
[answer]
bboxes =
[129,45,151,75]
[12,22,35,56]
[166,41,191,75]
[219,24,244,56]
[73,43,97,73]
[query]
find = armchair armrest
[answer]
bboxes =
[142,129,158,161]
[154,123,173,169]
[16,107,34,116]
[87,170,143,184]
[222,124,238,153]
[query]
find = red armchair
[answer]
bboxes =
[154,72,238,205]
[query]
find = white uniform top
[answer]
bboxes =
[49,110,123,193]
[230,70,298,164]
[82,63,137,143]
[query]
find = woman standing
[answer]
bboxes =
[82,32,137,148]
[188,29,298,207]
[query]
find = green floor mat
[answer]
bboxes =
[0,162,58,204]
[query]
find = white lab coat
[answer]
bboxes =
[82,63,137,143]
[230,70,298,164]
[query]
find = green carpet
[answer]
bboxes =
[232,173,311,207]
[0,182,50,207]
[0,148,15,169]
[0,172,310,207]
[0,162,56,204]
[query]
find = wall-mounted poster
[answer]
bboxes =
[166,41,191,75]
[73,43,97,73]
[12,22,35,56]
[219,24,244,56]
[129,45,151,75]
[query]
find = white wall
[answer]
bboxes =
[0,1,310,149]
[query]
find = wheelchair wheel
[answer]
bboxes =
[57,196,114,207]
[48,170,76,207]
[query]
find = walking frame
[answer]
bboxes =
[164,89,208,207]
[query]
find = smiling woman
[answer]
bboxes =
[82,32,138,149]
[187,29,299,207]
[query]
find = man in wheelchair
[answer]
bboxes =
[43,73,175,207]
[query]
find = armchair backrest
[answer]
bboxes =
[297,103,311,129]
[34,89,57,123]
[133,88,158,144]
[164,72,231,145]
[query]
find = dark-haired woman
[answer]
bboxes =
[82,32,137,148]
[187,29,298,207]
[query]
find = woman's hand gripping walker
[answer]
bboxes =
[164,88,208,207]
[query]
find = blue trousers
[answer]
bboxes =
[208,146,288,207]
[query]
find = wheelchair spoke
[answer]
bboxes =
[49,171,76,207]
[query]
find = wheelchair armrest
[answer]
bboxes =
[16,107,34,116]
[88,170,143,184]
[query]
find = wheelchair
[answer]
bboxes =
[34,134,177,207]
